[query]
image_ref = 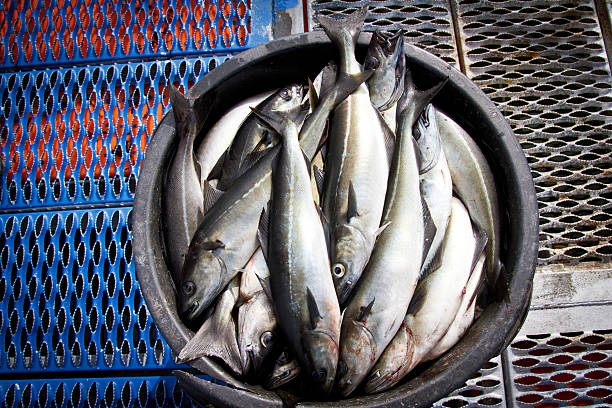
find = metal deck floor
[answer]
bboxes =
[1,0,611,407]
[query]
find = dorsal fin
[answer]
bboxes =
[347,181,359,221]
[421,196,437,266]
[356,297,375,323]
[313,165,325,199]
[256,205,271,261]
[308,77,319,111]
[254,268,273,302]
[202,179,224,213]
[306,288,322,330]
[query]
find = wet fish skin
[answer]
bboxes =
[255,105,341,394]
[176,276,242,376]
[164,86,206,279]
[336,66,447,397]
[424,253,485,362]
[364,198,478,394]
[365,30,405,112]
[263,349,301,389]
[416,104,452,274]
[318,5,394,305]
[238,249,278,376]
[436,111,501,293]
[217,84,305,190]
[195,91,273,188]
[179,69,373,322]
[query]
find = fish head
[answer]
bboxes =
[264,351,301,389]
[269,83,306,114]
[302,328,339,393]
[336,320,377,397]
[413,104,441,174]
[179,248,226,322]
[331,224,371,304]
[365,30,405,110]
[363,323,416,394]
[238,296,278,375]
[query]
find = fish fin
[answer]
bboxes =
[347,181,359,221]
[254,270,273,302]
[379,33,406,112]
[301,148,312,178]
[376,110,396,164]
[168,85,194,133]
[397,65,449,127]
[471,223,489,276]
[421,196,437,266]
[318,61,338,99]
[316,5,368,55]
[257,206,271,261]
[313,165,325,198]
[316,202,331,257]
[177,311,242,376]
[308,77,319,111]
[306,287,322,330]
[356,297,375,323]
[465,254,487,310]
[374,221,391,237]
[202,179,224,213]
[407,285,426,315]
[236,148,271,178]
[331,71,375,107]
[420,245,442,280]
[250,106,284,137]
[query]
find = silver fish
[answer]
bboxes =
[318,6,395,304]
[365,30,405,133]
[364,198,481,393]
[179,69,372,322]
[194,91,273,185]
[424,253,485,362]
[253,103,341,394]
[217,84,306,190]
[164,86,206,279]
[176,276,242,376]
[336,67,446,397]
[415,104,452,274]
[263,349,301,389]
[436,111,501,293]
[237,249,278,375]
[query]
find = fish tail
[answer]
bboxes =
[177,314,243,376]
[397,65,449,127]
[316,6,368,74]
[168,85,211,139]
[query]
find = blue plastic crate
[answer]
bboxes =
[0,376,211,408]
[0,208,183,373]
[0,56,230,210]
[0,0,272,68]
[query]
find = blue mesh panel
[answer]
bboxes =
[0,0,272,68]
[0,376,212,407]
[0,208,183,373]
[0,56,229,210]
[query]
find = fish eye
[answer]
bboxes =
[260,331,275,348]
[279,88,291,101]
[312,368,326,382]
[182,281,196,296]
[364,56,379,70]
[332,263,346,278]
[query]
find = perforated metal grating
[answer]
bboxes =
[0,0,271,68]
[507,330,612,406]
[0,56,229,210]
[0,208,181,372]
[455,0,612,265]
[0,376,205,407]
[434,356,506,408]
[311,0,460,66]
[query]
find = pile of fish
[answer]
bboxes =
[161,6,501,398]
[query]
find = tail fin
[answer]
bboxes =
[168,85,210,139]
[397,65,449,130]
[177,279,242,376]
[316,6,368,74]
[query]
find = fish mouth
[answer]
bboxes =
[180,300,201,321]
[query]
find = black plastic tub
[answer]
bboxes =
[133,32,538,408]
